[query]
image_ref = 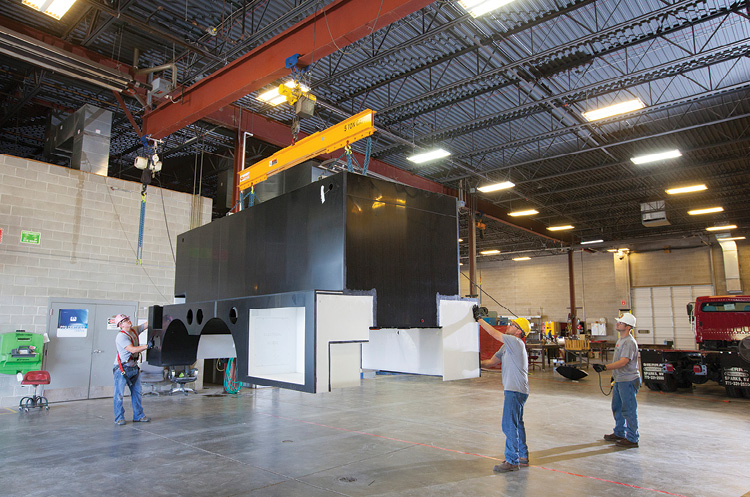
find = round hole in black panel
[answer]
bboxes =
[186,309,193,325]
[328,183,334,191]
[196,309,203,325]
[229,307,238,324]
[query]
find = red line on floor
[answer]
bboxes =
[534,466,689,496]
[257,412,688,497]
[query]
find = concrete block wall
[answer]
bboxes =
[630,248,712,287]
[0,155,212,399]
[461,251,617,335]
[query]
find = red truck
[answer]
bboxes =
[640,295,750,398]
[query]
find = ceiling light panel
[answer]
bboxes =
[407,148,451,164]
[688,207,723,215]
[582,98,645,122]
[508,209,538,217]
[458,0,517,17]
[666,184,707,195]
[630,149,682,165]
[477,181,515,193]
[547,225,574,231]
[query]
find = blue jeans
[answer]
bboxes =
[612,378,640,443]
[113,366,145,422]
[502,390,529,465]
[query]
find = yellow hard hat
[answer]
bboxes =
[510,317,531,336]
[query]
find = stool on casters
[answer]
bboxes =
[19,370,51,412]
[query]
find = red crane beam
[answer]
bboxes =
[142,0,434,139]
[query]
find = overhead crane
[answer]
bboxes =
[237,109,377,192]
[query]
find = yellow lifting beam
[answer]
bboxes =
[238,109,376,191]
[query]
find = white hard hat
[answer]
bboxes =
[616,312,636,328]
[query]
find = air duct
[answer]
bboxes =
[44,104,112,176]
[0,24,130,92]
[716,236,742,294]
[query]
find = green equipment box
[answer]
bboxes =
[0,331,44,374]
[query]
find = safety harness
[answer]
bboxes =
[116,329,140,387]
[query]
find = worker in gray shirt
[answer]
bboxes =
[593,312,640,448]
[475,307,531,473]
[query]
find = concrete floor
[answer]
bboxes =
[2,368,749,497]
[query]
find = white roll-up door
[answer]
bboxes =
[631,285,713,350]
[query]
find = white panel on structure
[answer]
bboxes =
[248,307,306,385]
[361,298,479,381]
[329,343,362,389]
[197,335,237,359]
[315,293,373,393]
[362,328,443,375]
[438,299,480,381]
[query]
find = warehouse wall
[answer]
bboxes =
[461,244,749,337]
[461,251,617,334]
[0,154,211,398]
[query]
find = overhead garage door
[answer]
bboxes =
[631,285,713,350]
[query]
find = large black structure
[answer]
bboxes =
[148,172,459,388]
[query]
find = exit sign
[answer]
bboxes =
[20,231,41,245]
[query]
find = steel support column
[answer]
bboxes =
[568,250,577,335]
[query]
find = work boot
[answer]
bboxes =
[519,458,529,467]
[603,433,624,442]
[133,416,151,423]
[615,439,639,448]
[115,419,126,426]
[493,461,520,473]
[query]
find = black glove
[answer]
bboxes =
[593,363,606,373]
[472,305,483,322]
[147,338,155,350]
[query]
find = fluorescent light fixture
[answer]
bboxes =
[716,236,745,241]
[547,225,574,231]
[666,184,707,195]
[257,81,310,106]
[458,0,517,17]
[688,207,723,215]
[508,209,538,217]
[607,249,618,253]
[480,249,500,255]
[22,0,76,19]
[706,225,737,232]
[407,148,451,164]
[630,149,682,165]
[477,181,515,193]
[581,239,604,245]
[513,257,531,261]
[458,238,463,242]
[582,98,645,122]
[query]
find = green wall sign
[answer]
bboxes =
[20,231,41,245]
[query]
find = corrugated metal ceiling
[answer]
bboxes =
[1,0,749,252]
